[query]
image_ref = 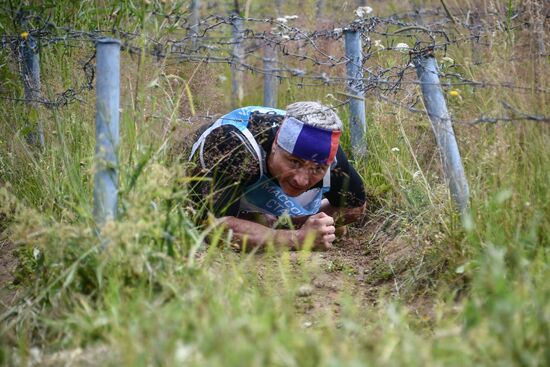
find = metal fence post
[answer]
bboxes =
[94,39,121,226]
[469,11,482,65]
[413,52,470,213]
[263,44,277,108]
[530,0,547,56]
[189,0,200,49]
[19,35,44,148]
[344,29,367,155]
[230,15,244,108]
[275,0,283,16]
[316,0,326,18]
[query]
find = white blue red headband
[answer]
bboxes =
[275,117,341,165]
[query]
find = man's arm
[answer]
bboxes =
[219,212,336,252]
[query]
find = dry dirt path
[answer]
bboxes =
[250,215,430,324]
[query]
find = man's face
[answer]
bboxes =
[267,144,329,197]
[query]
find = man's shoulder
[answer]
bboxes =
[200,124,262,182]
[243,106,286,115]
[222,106,286,121]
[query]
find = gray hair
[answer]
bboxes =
[285,101,343,131]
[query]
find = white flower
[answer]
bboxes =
[147,78,159,88]
[354,6,373,18]
[413,170,422,179]
[284,15,299,20]
[174,341,195,363]
[276,17,287,23]
[373,39,384,50]
[441,56,455,66]
[391,147,400,152]
[29,347,42,363]
[394,42,409,52]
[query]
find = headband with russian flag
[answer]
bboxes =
[275,117,341,165]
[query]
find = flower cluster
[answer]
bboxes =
[354,6,373,18]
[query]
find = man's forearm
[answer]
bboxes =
[219,216,302,251]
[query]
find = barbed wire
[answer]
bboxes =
[0,5,548,124]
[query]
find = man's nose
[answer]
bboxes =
[292,169,309,188]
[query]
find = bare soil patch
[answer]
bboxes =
[243,211,429,326]
[289,213,431,323]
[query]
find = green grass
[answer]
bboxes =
[1,1,550,366]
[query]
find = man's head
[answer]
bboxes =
[285,101,343,131]
[268,102,343,197]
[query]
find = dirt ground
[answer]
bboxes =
[248,213,430,325]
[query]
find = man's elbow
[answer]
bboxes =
[216,215,237,229]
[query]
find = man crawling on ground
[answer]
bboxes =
[189,101,366,251]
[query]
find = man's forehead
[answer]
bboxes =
[275,117,340,166]
[276,144,328,167]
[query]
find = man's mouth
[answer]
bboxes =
[287,182,306,193]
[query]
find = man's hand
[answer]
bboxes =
[298,212,336,250]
